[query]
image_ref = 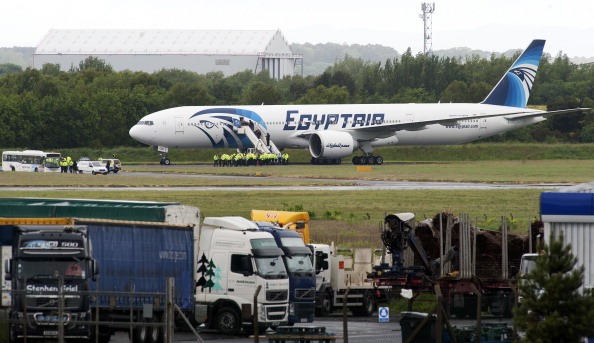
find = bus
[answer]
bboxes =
[2,150,61,172]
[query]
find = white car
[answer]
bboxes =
[77,160,108,175]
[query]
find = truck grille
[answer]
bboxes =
[266,306,287,321]
[26,296,82,310]
[295,289,315,299]
[266,290,288,302]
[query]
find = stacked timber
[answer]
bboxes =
[412,212,543,278]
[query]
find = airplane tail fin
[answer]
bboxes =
[481,39,545,108]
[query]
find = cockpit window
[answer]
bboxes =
[137,121,154,126]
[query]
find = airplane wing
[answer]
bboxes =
[503,108,591,121]
[291,107,590,142]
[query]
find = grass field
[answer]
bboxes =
[4,144,593,247]
[2,157,579,246]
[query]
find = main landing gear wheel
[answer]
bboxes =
[159,158,170,165]
[352,156,383,165]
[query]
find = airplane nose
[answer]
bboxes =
[129,124,154,144]
[129,125,141,140]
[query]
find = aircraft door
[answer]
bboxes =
[175,117,184,134]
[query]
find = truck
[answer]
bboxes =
[309,243,390,317]
[194,217,289,334]
[253,221,316,324]
[0,199,290,340]
[369,212,518,319]
[0,217,194,343]
[251,209,389,317]
[0,198,202,225]
[4,222,98,342]
[251,210,311,244]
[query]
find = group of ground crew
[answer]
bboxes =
[59,156,77,173]
[214,152,289,167]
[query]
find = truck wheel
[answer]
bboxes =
[352,291,375,316]
[132,319,150,343]
[9,324,23,343]
[214,307,241,334]
[317,291,333,316]
[92,171,96,175]
[148,315,163,343]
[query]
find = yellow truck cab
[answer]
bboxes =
[251,210,310,243]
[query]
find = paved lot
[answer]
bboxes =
[110,313,514,342]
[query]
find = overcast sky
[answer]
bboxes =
[4,0,593,57]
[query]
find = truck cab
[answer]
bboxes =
[195,217,290,334]
[309,243,387,317]
[254,221,316,324]
[251,210,311,244]
[5,226,97,342]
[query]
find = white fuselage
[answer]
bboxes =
[129,103,545,153]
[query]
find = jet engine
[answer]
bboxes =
[308,131,357,159]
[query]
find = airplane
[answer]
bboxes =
[129,39,589,165]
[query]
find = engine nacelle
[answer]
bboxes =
[308,131,357,159]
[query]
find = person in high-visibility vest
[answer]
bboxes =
[60,158,67,173]
[213,154,219,167]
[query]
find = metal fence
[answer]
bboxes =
[0,277,202,343]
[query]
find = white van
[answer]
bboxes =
[77,160,108,175]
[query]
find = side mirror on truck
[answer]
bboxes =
[91,260,99,281]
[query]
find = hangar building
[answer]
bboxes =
[33,29,302,79]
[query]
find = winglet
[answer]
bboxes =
[481,39,546,108]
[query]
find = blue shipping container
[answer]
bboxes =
[87,223,194,310]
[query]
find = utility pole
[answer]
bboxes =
[419,3,435,55]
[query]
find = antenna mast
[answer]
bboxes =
[420,3,435,55]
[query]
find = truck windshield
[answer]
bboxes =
[284,254,314,277]
[254,256,287,279]
[17,259,87,280]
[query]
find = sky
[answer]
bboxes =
[4,0,593,57]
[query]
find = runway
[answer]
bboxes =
[3,170,570,191]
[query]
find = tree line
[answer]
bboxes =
[0,51,593,150]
